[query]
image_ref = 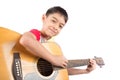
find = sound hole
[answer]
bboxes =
[37,58,53,76]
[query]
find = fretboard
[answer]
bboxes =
[54,59,90,70]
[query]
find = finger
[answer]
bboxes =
[61,65,66,68]
[91,60,96,65]
[63,56,68,63]
[89,59,96,64]
[62,63,67,68]
[65,60,68,64]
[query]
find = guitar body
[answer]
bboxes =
[0,27,69,80]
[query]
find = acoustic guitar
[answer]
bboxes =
[0,27,104,80]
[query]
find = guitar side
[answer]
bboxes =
[0,27,69,80]
[0,27,21,80]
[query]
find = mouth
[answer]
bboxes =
[49,28,57,35]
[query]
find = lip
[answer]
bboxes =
[49,28,56,34]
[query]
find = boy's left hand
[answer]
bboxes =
[86,59,96,73]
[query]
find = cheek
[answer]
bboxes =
[56,30,61,35]
[58,29,62,32]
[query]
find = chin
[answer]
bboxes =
[47,33,56,38]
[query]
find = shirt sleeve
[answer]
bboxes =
[29,29,41,41]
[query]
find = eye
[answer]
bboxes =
[59,25,64,29]
[51,19,56,23]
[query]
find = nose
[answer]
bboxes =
[53,25,59,31]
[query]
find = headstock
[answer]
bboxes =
[94,56,105,68]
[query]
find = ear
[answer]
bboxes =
[42,14,46,22]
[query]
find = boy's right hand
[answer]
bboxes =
[50,55,68,68]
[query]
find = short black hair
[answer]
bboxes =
[46,6,68,23]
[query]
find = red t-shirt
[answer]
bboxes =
[30,29,41,41]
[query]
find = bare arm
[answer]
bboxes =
[67,68,89,75]
[19,32,68,68]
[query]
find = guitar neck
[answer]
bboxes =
[68,59,90,68]
[54,59,90,70]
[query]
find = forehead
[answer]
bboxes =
[47,13,66,24]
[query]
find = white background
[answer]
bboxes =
[0,0,120,80]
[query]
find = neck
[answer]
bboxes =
[53,59,90,70]
[40,31,51,40]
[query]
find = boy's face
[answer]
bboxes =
[41,13,66,38]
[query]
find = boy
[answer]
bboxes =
[19,6,96,76]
